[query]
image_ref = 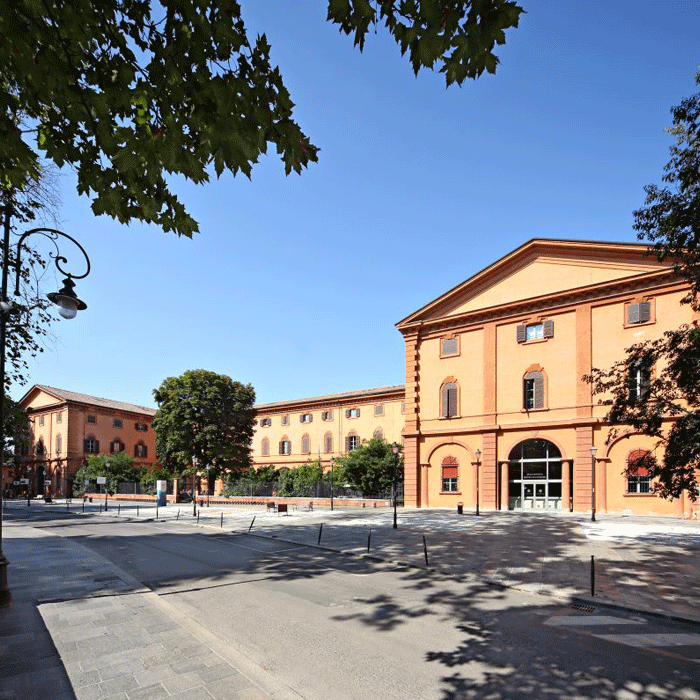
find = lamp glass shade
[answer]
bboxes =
[590,445,597,456]
[56,296,78,319]
[391,442,399,454]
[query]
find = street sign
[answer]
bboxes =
[96,476,107,485]
[19,478,29,485]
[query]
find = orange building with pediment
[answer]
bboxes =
[397,238,699,517]
[15,385,157,498]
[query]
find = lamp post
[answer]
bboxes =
[26,464,32,507]
[590,444,597,522]
[475,449,481,516]
[0,202,91,608]
[329,457,335,511]
[391,442,399,529]
[104,461,110,511]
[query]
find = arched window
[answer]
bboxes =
[324,432,333,453]
[135,442,148,458]
[83,436,98,454]
[279,436,291,455]
[261,437,269,457]
[441,380,458,418]
[628,360,651,401]
[110,438,125,453]
[441,456,459,492]
[523,371,544,410]
[55,433,62,454]
[373,428,384,441]
[346,432,360,452]
[301,433,310,454]
[35,439,45,456]
[626,449,652,494]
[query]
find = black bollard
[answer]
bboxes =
[249,515,256,532]
[591,555,595,597]
[137,505,139,517]
[367,528,371,553]
[197,511,200,524]
[82,500,85,513]
[118,504,121,516]
[220,512,223,528]
[318,523,323,545]
[177,509,180,520]
[156,505,159,519]
[423,536,429,566]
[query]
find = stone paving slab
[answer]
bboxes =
[0,521,297,700]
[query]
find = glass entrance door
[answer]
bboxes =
[523,481,548,509]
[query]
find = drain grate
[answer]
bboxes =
[570,603,596,612]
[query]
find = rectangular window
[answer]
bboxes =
[322,410,333,421]
[345,408,360,419]
[261,440,269,457]
[38,415,44,426]
[442,465,458,492]
[87,414,96,423]
[279,440,291,455]
[55,434,62,454]
[301,436,310,453]
[628,363,651,401]
[84,438,99,454]
[324,433,333,453]
[281,415,290,426]
[135,422,148,431]
[628,475,651,494]
[347,435,359,452]
[135,444,148,458]
[627,301,652,325]
[55,412,62,424]
[110,441,124,453]
[441,337,459,357]
[374,404,384,417]
[260,418,271,427]
[526,323,543,341]
[113,418,123,428]
[300,413,313,423]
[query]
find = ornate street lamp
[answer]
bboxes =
[391,442,399,529]
[0,203,91,608]
[475,449,482,516]
[590,444,597,522]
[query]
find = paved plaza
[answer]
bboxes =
[3,500,700,699]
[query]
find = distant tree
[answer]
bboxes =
[2,1,523,237]
[586,69,700,502]
[2,396,30,466]
[152,369,256,485]
[72,453,138,497]
[335,436,402,496]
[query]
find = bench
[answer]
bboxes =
[277,503,288,514]
[266,502,276,513]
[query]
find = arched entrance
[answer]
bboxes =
[508,439,562,510]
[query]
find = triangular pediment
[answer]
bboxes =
[397,239,673,327]
[19,385,66,410]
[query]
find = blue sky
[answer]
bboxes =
[12,1,700,409]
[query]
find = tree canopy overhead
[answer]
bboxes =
[1,1,523,237]
[152,369,256,481]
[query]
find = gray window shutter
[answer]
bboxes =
[95,440,100,454]
[533,373,544,409]
[345,436,350,452]
[516,324,527,343]
[543,319,554,338]
[345,409,350,418]
[639,301,651,323]
[448,387,457,417]
[441,385,449,417]
[279,441,284,455]
[627,303,640,324]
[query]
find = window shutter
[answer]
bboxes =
[441,385,449,417]
[442,465,458,478]
[534,373,544,409]
[345,409,350,418]
[110,442,115,454]
[83,439,89,452]
[448,387,457,417]
[627,303,640,324]
[279,441,284,455]
[543,319,554,338]
[639,301,651,323]
[94,440,100,454]
[516,324,527,343]
[345,436,350,452]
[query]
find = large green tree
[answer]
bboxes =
[335,436,402,496]
[152,369,256,483]
[72,452,138,496]
[587,70,700,502]
[1,1,523,237]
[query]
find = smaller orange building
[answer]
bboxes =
[16,385,157,498]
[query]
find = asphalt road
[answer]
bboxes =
[10,510,700,699]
